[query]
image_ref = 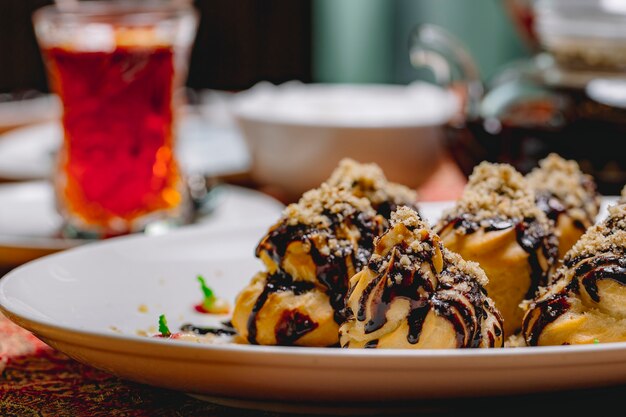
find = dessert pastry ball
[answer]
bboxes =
[232,184,384,346]
[326,158,420,221]
[523,203,626,346]
[527,154,600,259]
[436,162,558,337]
[340,207,503,349]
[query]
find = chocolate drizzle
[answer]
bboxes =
[516,219,559,297]
[535,191,566,223]
[449,213,515,234]
[444,215,558,300]
[375,200,421,225]
[246,271,316,345]
[364,339,379,348]
[523,255,626,345]
[535,190,591,233]
[575,255,626,302]
[275,310,319,345]
[180,322,237,336]
[256,209,382,325]
[375,201,394,221]
[437,269,501,348]
[523,293,571,346]
[528,154,600,234]
[406,304,430,344]
[351,231,502,348]
[358,241,436,338]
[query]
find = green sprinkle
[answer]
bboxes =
[158,314,171,337]
[198,275,215,309]
[593,338,600,344]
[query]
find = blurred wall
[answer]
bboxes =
[0,0,529,94]
[0,0,50,93]
[313,0,394,83]
[394,0,529,83]
[189,0,312,90]
[0,0,312,94]
[313,0,529,84]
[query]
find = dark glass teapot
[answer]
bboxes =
[410,3,626,195]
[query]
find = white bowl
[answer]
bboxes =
[232,82,458,199]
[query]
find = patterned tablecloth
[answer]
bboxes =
[0,313,235,417]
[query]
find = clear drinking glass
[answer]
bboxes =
[33,0,198,238]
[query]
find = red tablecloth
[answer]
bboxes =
[5,311,626,417]
[0,313,239,416]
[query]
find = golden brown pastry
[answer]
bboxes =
[340,206,503,349]
[232,184,384,346]
[325,158,420,221]
[435,162,558,337]
[527,153,600,259]
[522,203,626,346]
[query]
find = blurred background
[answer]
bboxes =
[0,0,529,94]
[4,0,626,193]
[0,0,540,200]
[2,0,626,271]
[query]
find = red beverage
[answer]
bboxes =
[33,1,198,237]
[44,45,187,235]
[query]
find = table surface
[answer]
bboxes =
[1,155,622,416]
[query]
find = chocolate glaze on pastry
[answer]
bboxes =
[523,203,626,346]
[232,184,384,346]
[340,207,503,349]
[527,154,600,259]
[435,162,558,337]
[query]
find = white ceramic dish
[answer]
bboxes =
[233,82,458,200]
[0,181,283,266]
[0,114,249,181]
[0,94,59,133]
[0,198,623,413]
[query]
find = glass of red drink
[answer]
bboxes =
[33,0,198,238]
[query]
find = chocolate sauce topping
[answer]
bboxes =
[523,294,571,346]
[360,246,435,337]
[238,180,391,346]
[246,271,316,345]
[576,256,626,302]
[374,200,422,224]
[535,191,567,223]
[535,191,590,232]
[406,304,430,344]
[364,339,379,348]
[350,226,502,348]
[275,310,319,345]
[179,323,237,336]
[256,207,382,325]
[527,153,600,229]
[524,255,626,345]
[444,215,558,299]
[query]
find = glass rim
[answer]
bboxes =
[33,0,196,24]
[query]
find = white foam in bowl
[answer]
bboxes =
[233,81,458,128]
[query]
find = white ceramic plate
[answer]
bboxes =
[0,94,59,132]
[0,198,623,413]
[0,181,283,264]
[0,114,250,181]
